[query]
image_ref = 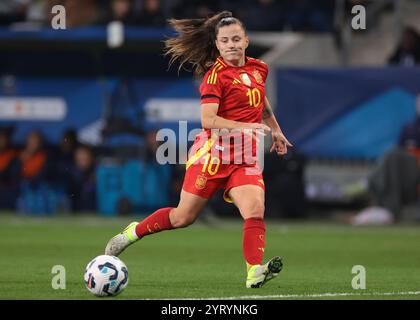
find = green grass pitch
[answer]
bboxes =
[0,213,419,300]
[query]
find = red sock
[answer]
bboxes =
[243,218,266,266]
[135,207,174,238]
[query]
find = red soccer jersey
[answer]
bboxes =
[200,56,268,124]
[193,56,269,163]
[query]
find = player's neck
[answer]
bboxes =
[224,56,246,67]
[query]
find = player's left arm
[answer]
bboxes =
[263,96,293,155]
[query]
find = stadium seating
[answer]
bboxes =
[97,159,171,216]
[16,181,69,215]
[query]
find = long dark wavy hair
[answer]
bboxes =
[164,11,246,78]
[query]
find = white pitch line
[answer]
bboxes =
[163,291,420,300]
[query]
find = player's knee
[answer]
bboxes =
[171,211,197,228]
[175,216,196,228]
[242,202,265,220]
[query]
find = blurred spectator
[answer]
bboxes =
[240,0,283,31]
[68,144,97,212]
[137,0,166,26]
[399,94,420,162]
[363,148,420,223]
[25,0,47,26]
[0,127,19,209]
[18,130,49,183]
[60,128,79,161]
[285,0,335,32]
[352,95,420,223]
[0,0,27,25]
[388,26,420,66]
[264,149,307,218]
[54,128,79,185]
[145,129,160,163]
[168,163,184,207]
[143,130,171,211]
[16,130,72,215]
[171,0,220,19]
[101,0,138,25]
[0,0,49,27]
[30,0,47,19]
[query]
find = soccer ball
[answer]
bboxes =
[84,255,129,297]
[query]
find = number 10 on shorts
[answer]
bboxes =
[202,154,221,176]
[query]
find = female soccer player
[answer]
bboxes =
[105,11,292,288]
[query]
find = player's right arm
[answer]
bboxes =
[201,102,270,131]
[200,64,270,132]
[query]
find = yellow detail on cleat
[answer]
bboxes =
[246,262,253,273]
[123,222,139,243]
[246,264,266,288]
[246,256,283,288]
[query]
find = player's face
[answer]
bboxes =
[215,24,249,65]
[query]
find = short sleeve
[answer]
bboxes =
[261,60,269,83]
[199,71,222,104]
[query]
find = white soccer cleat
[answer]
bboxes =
[105,222,139,256]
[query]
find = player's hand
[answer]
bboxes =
[270,130,293,156]
[245,122,271,133]
[242,123,271,145]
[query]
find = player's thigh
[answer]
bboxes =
[228,184,265,220]
[171,189,209,225]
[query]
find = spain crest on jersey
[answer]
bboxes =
[253,69,263,84]
[195,174,207,190]
[240,73,252,87]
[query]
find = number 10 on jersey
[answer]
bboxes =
[246,88,261,108]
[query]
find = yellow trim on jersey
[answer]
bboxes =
[207,62,224,85]
[215,63,224,71]
[213,64,224,83]
[207,63,219,84]
[186,139,215,170]
[207,62,220,84]
[216,57,227,67]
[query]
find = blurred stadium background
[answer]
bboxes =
[1,0,420,300]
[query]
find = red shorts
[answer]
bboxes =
[182,136,265,203]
